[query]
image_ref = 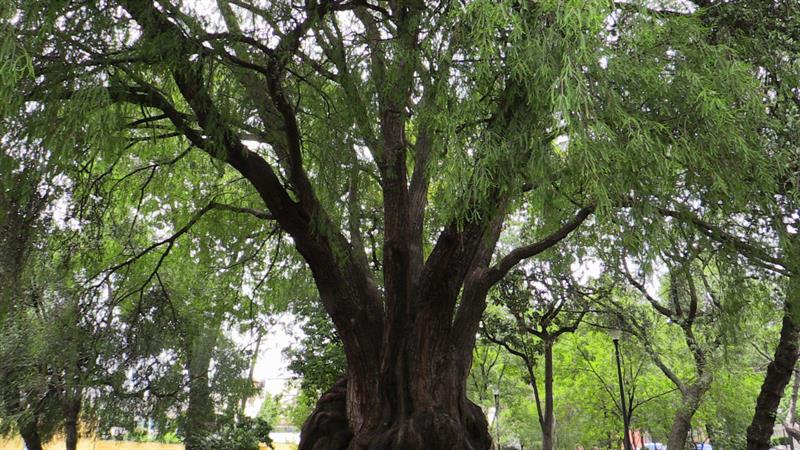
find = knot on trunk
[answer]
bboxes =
[299,378,352,450]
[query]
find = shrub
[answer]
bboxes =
[201,416,274,450]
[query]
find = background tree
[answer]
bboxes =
[285,294,347,415]
[624,267,717,448]
[481,263,594,450]
[569,322,683,447]
[0,143,92,450]
[466,340,534,449]
[618,3,799,447]
[0,136,282,450]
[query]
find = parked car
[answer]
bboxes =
[643,443,666,450]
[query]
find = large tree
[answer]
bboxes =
[2,0,777,448]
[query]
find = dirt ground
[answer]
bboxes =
[0,439,296,450]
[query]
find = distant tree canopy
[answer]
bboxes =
[1,0,798,449]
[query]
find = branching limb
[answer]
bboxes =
[658,207,789,275]
[621,259,674,318]
[487,205,595,286]
[100,200,273,285]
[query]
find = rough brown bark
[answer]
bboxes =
[667,410,692,450]
[300,377,491,450]
[299,379,352,450]
[747,288,800,450]
[666,383,710,450]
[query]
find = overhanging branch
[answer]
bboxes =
[658,207,790,276]
[99,200,274,285]
[487,205,596,286]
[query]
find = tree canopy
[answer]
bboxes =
[1,0,798,449]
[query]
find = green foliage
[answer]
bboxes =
[285,296,346,400]
[257,394,285,427]
[469,317,775,450]
[161,431,182,444]
[468,341,536,448]
[772,436,791,446]
[284,391,316,430]
[201,416,273,450]
[1,0,798,448]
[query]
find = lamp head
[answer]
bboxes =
[609,328,622,341]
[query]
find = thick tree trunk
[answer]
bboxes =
[299,304,493,450]
[297,222,504,450]
[300,375,490,450]
[19,421,43,450]
[748,285,800,450]
[542,342,555,450]
[64,394,82,450]
[184,326,218,450]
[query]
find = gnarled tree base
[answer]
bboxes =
[299,379,492,450]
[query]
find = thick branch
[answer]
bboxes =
[487,205,595,286]
[118,1,385,388]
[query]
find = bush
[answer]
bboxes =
[771,436,791,446]
[161,431,182,443]
[128,427,155,442]
[201,416,274,450]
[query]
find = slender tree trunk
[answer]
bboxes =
[184,326,219,450]
[19,420,43,450]
[240,331,263,416]
[526,362,544,450]
[64,394,82,450]
[3,382,45,450]
[666,381,711,450]
[542,341,555,450]
[666,408,693,450]
[748,279,800,450]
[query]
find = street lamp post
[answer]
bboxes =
[493,386,500,450]
[610,329,633,450]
